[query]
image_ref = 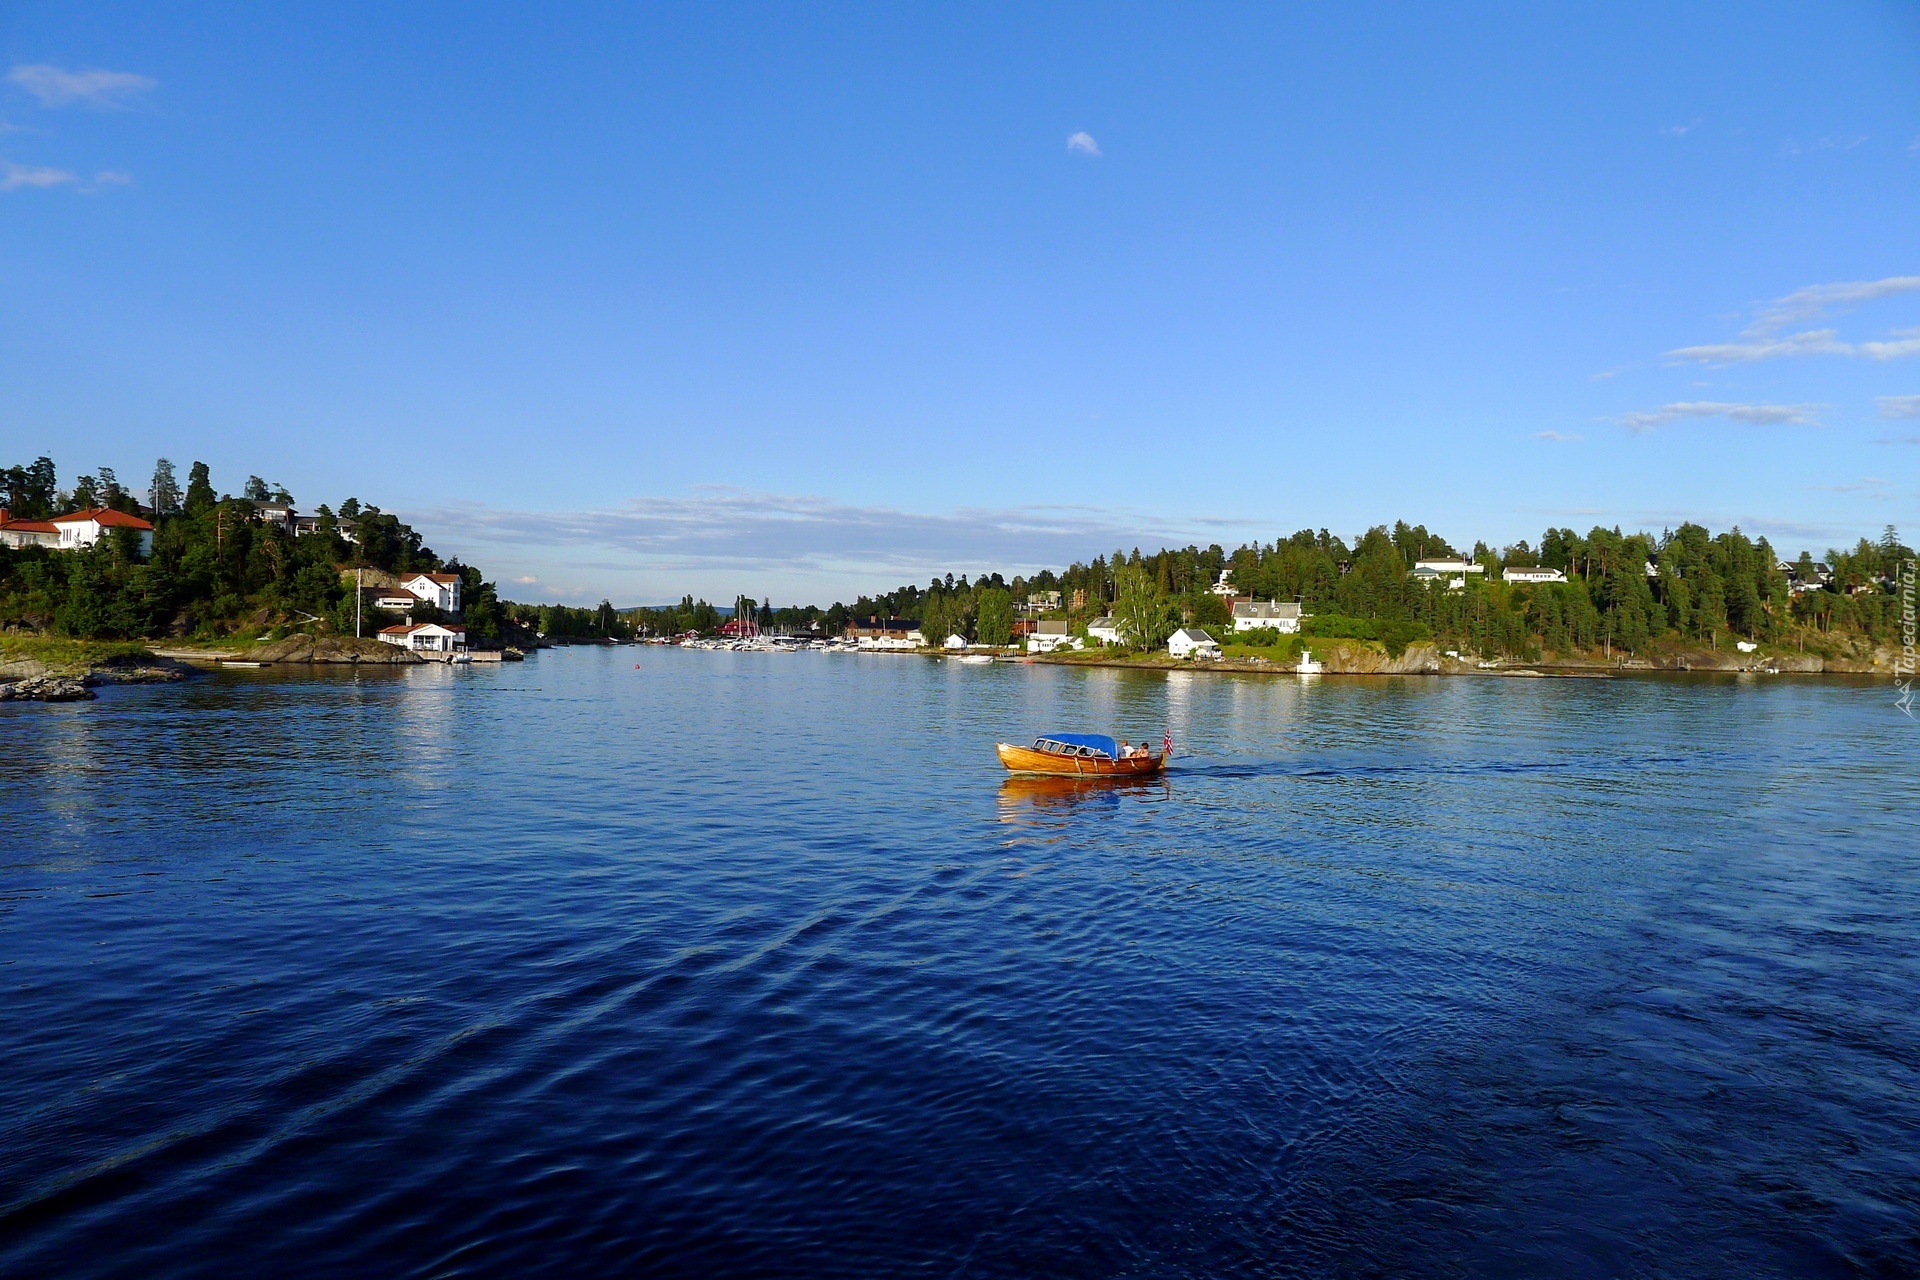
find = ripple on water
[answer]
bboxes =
[0,653,1915,1277]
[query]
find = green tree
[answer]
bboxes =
[185,462,216,514]
[1115,565,1181,649]
[149,458,181,517]
[975,587,1013,646]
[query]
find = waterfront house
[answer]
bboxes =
[943,633,968,650]
[1231,600,1304,633]
[0,509,61,549]
[1501,567,1567,584]
[1168,628,1221,660]
[377,622,467,652]
[401,571,462,614]
[1028,621,1082,653]
[52,508,155,556]
[1087,616,1124,646]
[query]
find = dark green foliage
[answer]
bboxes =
[0,454,503,643]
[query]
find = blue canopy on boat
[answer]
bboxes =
[1034,733,1121,760]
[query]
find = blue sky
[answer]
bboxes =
[3,3,1918,604]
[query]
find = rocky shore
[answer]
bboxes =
[0,653,193,701]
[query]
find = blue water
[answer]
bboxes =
[2,648,1916,1277]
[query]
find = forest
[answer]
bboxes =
[0,456,506,643]
[621,519,1912,661]
[6,452,1909,661]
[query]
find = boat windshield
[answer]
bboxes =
[1032,734,1120,760]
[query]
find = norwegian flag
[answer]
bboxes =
[1162,730,1173,758]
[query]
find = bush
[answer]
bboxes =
[1301,613,1432,657]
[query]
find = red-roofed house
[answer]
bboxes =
[52,509,155,556]
[400,571,462,614]
[377,622,467,652]
[0,509,61,549]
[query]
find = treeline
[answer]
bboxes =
[591,519,1910,659]
[0,455,507,643]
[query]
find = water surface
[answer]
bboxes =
[2,649,1916,1277]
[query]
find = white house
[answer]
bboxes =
[1028,620,1083,653]
[1412,559,1485,591]
[401,571,462,614]
[52,508,155,556]
[943,633,968,650]
[377,622,467,652]
[1087,616,1124,646]
[0,510,61,548]
[363,585,419,614]
[1210,569,1238,599]
[1168,627,1221,660]
[1501,567,1567,584]
[1232,600,1304,633]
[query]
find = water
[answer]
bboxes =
[2,648,1916,1277]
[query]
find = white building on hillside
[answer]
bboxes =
[52,509,155,556]
[378,622,467,652]
[0,511,61,548]
[1232,600,1304,633]
[1087,616,1124,646]
[401,571,462,614]
[1211,569,1237,599]
[1502,566,1567,584]
[1412,559,1485,590]
[1168,628,1221,660]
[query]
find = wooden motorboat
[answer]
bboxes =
[995,733,1165,778]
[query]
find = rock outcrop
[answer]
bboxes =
[0,675,95,701]
[247,634,423,664]
[1312,641,1442,674]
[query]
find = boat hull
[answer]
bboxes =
[995,742,1165,778]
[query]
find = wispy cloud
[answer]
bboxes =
[1066,131,1101,157]
[413,488,1258,582]
[1534,431,1582,442]
[1667,329,1853,363]
[1858,329,1920,360]
[1659,119,1701,137]
[1804,477,1889,494]
[1666,275,1920,363]
[0,158,75,190]
[7,64,155,108]
[1780,135,1867,157]
[1617,401,1825,433]
[1877,394,1920,419]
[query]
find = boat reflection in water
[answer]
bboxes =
[995,772,1167,821]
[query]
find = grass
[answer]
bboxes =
[0,634,158,672]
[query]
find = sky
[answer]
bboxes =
[3,2,1918,605]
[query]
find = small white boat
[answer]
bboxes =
[955,654,994,665]
[220,660,266,668]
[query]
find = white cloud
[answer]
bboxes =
[1666,275,1920,363]
[1804,477,1889,494]
[7,64,155,108]
[1066,131,1101,157]
[1617,401,1825,433]
[512,575,538,585]
[0,158,75,190]
[1534,431,1582,442]
[1877,395,1920,419]
[412,488,1259,585]
[1858,328,1920,360]
[1667,329,1853,363]
[1659,119,1700,137]
[90,169,131,185]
